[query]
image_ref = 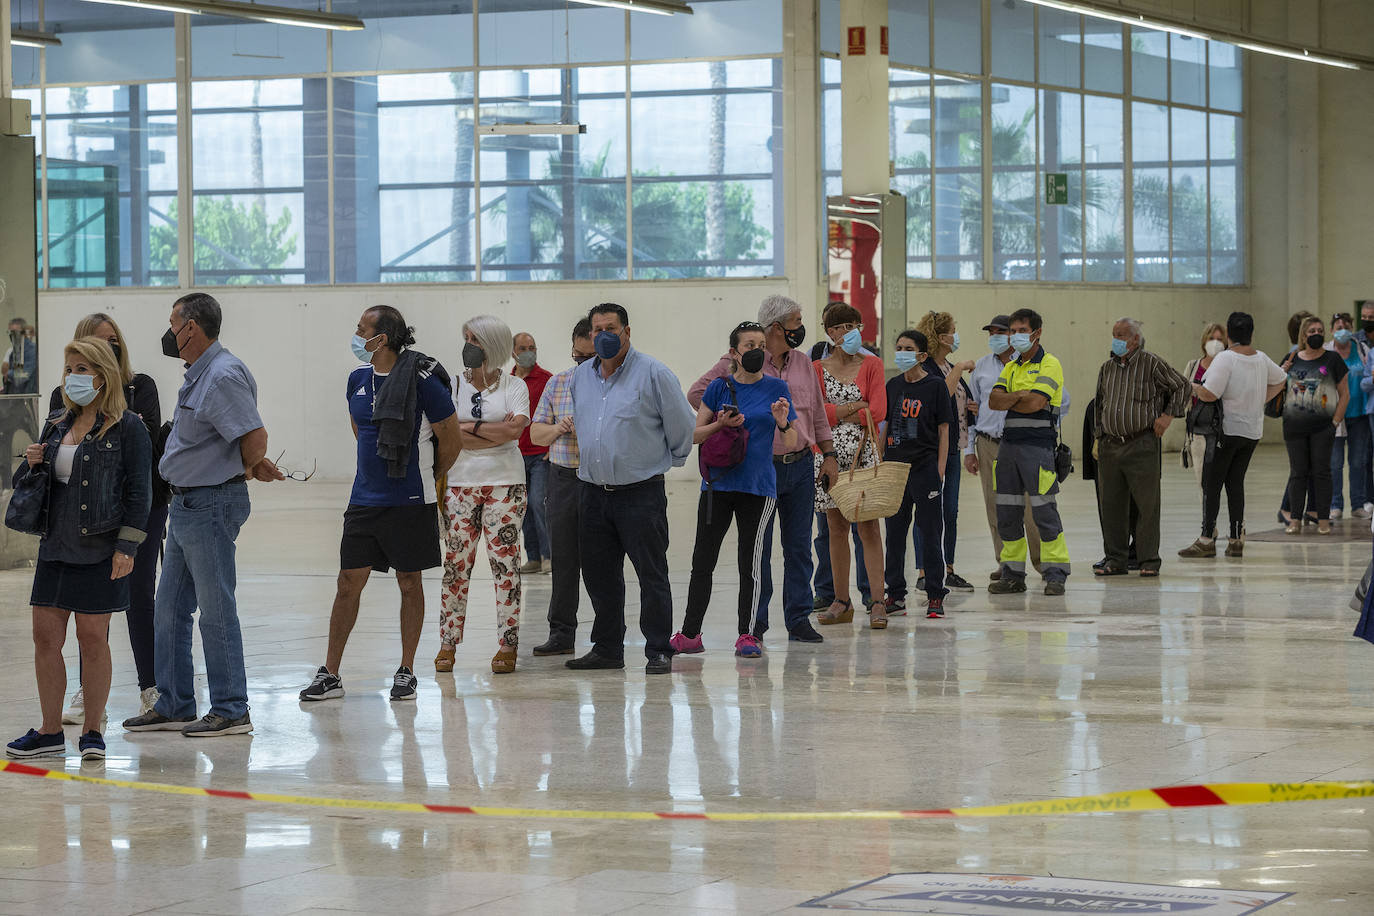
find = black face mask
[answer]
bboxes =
[1363,321,1374,335]
[739,348,767,373]
[1307,334,1325,350]
[462,342,486,369]
[110,342,122,363]
[782,323,806,349]
[162,322,189,360]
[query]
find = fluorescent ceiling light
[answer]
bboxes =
[479,123,588,136]
[11,29,62,48]
[1020,0,1373,69]
[76,0,365,31]
[568,0,693,16]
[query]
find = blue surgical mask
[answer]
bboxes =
[1111,338,1129,358]
[1010,332,1034,355]
[1334,328,1353,344]
[594,330,622,360]
[988,334,1010,355]
[950,332,961,352]
[64,373,100,407]
[839,327,863,355]
[894,351,919,372]
[351,333,378,363]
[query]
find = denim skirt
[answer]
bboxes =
[30,557,130,614]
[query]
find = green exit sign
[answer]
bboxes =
[1045,173,1069,205]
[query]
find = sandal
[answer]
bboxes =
[1139,568,1160,578]
[1093,564,1128,577]
[869,600,888,630]
[491,645,517,674]
[816,600,853,625]
[434,643,456,672]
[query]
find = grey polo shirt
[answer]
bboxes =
[159,341,264,487]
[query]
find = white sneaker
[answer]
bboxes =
[540,558,552,575]
[62,688,84,725]
[1355,507,1373,519]
[1332,509,1344,520]
[139,686,160,716]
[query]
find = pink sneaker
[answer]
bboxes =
[669,632,704,654]
[734,634,762,658]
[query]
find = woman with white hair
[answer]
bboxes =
[435,315,530,675]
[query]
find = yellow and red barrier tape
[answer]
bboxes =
[3,760,1371,822]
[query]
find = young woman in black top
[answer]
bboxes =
[1280,315,1349,535]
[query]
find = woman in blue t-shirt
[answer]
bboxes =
[671,321,797,659]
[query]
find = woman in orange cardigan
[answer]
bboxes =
[813,303,890,628]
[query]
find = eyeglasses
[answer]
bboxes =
[273,450,316,482]
[471,390,483,419]
[733,321,765,333]
[828,322,861,334]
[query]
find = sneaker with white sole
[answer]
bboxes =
[78,730,106,760]
[122,710,198,732]
[6,729,65,759]
[299,666,345,702]
[390,666,417,701]
[182,713,253,737]
[62,688,84,725]
[138,687,160,717]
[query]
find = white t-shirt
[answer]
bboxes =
[54,444,77,484]
[1200,349,1286,440]
[448,370,530,487]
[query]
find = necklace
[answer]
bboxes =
[465,367,501,394]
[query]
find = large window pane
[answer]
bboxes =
[482,6,623,68]
[333,10,474,72]
[889,0,931,70]
[633,0,781,60]
[1084,96,1125,282]
[1171,107,1207,284]
[1131,28,1168,101]
[819,0,841,56]
[990,84,1036,281]
[890,70,931,277]
[1132,102,1169,282]
[630,61,779,278]
[990,0,1034,82]
[1039,90,1082,281]
[932,0,981,75]
[44,5,174,84]
[1209,42,1243,112]
[192,22,324,78]
[1083,20,1124,95]
[1209,113,1242,285]
[932,76,981,279]
[1038,9,1080,89]
[44,84,178,288]
[12,46,40,88]
[1170,35,1207,108]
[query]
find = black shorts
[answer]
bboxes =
[340,503,441,573]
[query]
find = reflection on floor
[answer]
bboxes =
[1,445,1372,915]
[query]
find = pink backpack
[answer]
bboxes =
[698,379,750,521]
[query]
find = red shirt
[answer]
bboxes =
[517,364,553,457]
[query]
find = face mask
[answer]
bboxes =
[64,374,100,407]
[351,333,379,364]
[594,330,623,360]
[1334,329,1353,344]
[1010,332,1034,355]
[894,351,919,372]
[515,351,538,369]
[739,348,766,374]
[1204,339,1225,357]
[988,334,1010,355]
[1363,320,1374,335]
[1111,338,1129,358]
[949,332,961,352]
[109,342,122,364]
[462,342,486,369]
[572,350,593,365]
[1307,333,1325,350]
[162,322,189,360]
[782,324,806,349]
[839,327,863,356]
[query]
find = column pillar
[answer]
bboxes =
[839,0,888,195]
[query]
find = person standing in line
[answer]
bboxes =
[1278,310,1317,527]
[527,319,596,655]
[1182,323,1230,487]
[987,309,1070,596]
[513,332,553,575]
[565,303,695,676]
[672,322,797,657]
[1279,315,1348,536]
[124,292,284,738]
[6,338,150,761]
[299,306,460,704]
[53,314,164,725]
[436,315,530,675]
[1179,312,1287,559]
[1327,313,1370,520]
[1092,318,1189,578]
[687,295,838,644]
[883,330,955,619]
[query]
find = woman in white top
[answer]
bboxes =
[1179,311,1286,559]
[435,315,531,675]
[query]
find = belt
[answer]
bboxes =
[976,431,1001,443]
[1099,428,1154,445]
[590,473,664,493]
[774,448,811,465]
[170,474,247,495]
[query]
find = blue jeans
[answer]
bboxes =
[912,457,961,570]
[1332,417,1372,511]
[154,483,251,721]
[522,454,550,562]
[813,510,869,603]
[755,456,816,635]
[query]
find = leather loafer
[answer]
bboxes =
[565,651,625,670]
[645,653,673,675]
[788,621,824,643]
[532,639,575,656]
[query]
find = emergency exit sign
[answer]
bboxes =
[1045,173,1069,205]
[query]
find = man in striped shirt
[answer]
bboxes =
[1093,318,1190,577]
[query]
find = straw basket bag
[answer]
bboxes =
[827,409,910,523]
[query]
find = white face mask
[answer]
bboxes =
[1204,339,1225,357]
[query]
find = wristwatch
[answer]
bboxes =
[822,450,837,460]
[778,421,793,432]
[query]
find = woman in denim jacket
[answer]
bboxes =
[5,337,151,762]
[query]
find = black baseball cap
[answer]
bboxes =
[982,315,1012,331]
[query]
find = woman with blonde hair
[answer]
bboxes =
[1183,322,1230,486]
[5,337,151,760]
[49,314,165,724]
[436,315,530,675]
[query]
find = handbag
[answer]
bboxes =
[1264,386,1286,419]
[828,409,910,523]
[1186,399,1223,439]
[697,379,750,522]
[5,420,54,537]
[1054,413,1074,484]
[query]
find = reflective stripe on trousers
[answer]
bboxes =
[993,443,1070,583]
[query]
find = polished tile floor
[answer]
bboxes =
[1,446,1372,915]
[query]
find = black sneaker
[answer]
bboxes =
[532,639,575,657]
[122,710,198,732]
[565,650,625,670]
[390,666,417,702]
[988,577,1027,594]
[6,728,65,758]
[78,730,106,760]
[945,572,974,592]
[926,599,946,619]
[1044,581,1066,596]
[182,713,253,737]
[299,666,345,702]
[645,653,673,675]
[788,620,825,643]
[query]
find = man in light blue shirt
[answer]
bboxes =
[566,303,694,675]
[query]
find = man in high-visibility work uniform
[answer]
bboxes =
[986,308,1071,596]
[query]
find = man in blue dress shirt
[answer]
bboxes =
[566,303,695,675]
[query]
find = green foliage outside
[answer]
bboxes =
[149,198,299,285]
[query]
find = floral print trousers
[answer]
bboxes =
[440,485,527,650]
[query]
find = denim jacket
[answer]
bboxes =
[13,408,153,556]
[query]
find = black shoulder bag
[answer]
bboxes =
[5,419,56,536]
[1054,411,1074,483]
